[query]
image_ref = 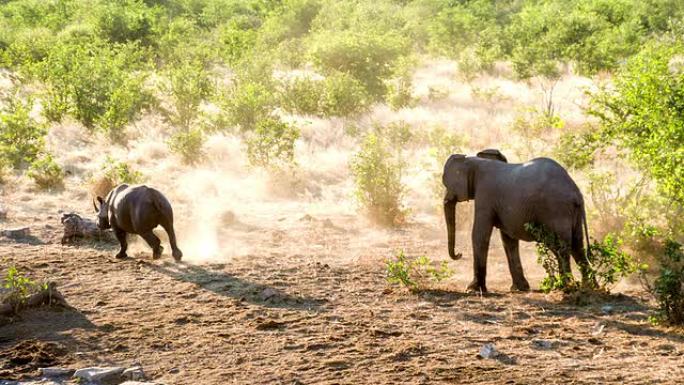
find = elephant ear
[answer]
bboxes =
[476,149,508,163]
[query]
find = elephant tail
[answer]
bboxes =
[581,202,592,263]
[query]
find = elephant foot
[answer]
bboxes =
[510,280,530,292]
[172,248,183,262]
[115,251,129,259]
[152,245,164,260]
[467,280,487,294]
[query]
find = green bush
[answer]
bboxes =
[278,75,325,116]
[245,117,300,168]
[0,95,46,168]
[309,29,408,98]
[168,128,205,165]
[587,234,637,290]
[222,80,275,131]
[554,126,604,170]
[645,240,684,325]
[589,43,684,206]
[27,153,64,190]
[386,250,453,290]
[93,0,155,45]
[526,222,635,293]
[2,266,44,312]
[163,60,213,128]
[35,41,151,142]
[319,71,370,117]
[350,132,405,226]
[102,156,144,185]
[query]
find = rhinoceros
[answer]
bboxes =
[94,184,183,261]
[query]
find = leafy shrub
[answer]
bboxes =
[0,95,46,168]
[27,153,64,190]
[386,250,453,290]
[350,132,405,226]
[554,127,604,170]
[644,240,684,325]
[2,266,43,312]
[222,81,275,131]
[163,60,213,128]
[526,222,635,293]
[35,41,151,142]
[278,75,325,116]
[94,0,155,45]
[0,157,12,184]
[589,43,684,206]
[587,234,637,290]
[319,71,370,117]
[168,128,205,165]
[102,156,144,185]
[309,29,408,98]
[245,117,300,168]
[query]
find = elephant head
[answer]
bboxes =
[442,149,507,260]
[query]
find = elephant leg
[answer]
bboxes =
[140,231,163,259]
[572,244,597,289]
[113,226,129,259]
[500,232,530,292]
[467,215,494,293]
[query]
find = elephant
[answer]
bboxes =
[442,149,592,293]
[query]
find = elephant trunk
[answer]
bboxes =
[444,199,462,260]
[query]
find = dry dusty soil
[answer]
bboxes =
[1,214,683,385]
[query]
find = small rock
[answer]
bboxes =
[73,366,125,383]
[0,227,30,239]
[168,367,180,374]
[40,367,74,377]
[120,382,161,385]
[478,343,498,359]
[0,207,7,220]
[260,288,278,301]
[592,322,606,336]
[531,339,557,350]
[601,305,614,314]
[123,366,145,381]
[477,343,516,365]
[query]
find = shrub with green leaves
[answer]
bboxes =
[386,250,453,290]
[350,132,405,226]
[309,29,408,99]
[319,71,370,117]
[589,43,684,206]
[245,117,300,169]
[0,95,46,168]
[2,266,45,312]
[222,81,276,131]
[102,156,144,185]
[526,222,636,293]
[645,240,684,325]
[278,75,325,116]
[35,41,151,142]
[27,153,64,190]
[168,128,205,165]
[163,61,213,129]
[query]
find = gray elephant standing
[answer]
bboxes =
[442,149,592,293]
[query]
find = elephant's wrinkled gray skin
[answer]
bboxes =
[442,149,592,293]
[95,184,183,261]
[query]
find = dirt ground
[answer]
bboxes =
[1,212,683,385]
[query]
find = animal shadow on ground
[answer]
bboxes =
[521,293,684,344]
[144,261,327,311]
[0,307,97,380]
[0,234,44,246]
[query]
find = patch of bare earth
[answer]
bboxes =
[1,217,683,385]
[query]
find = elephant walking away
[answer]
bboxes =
[442,149,592,293]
